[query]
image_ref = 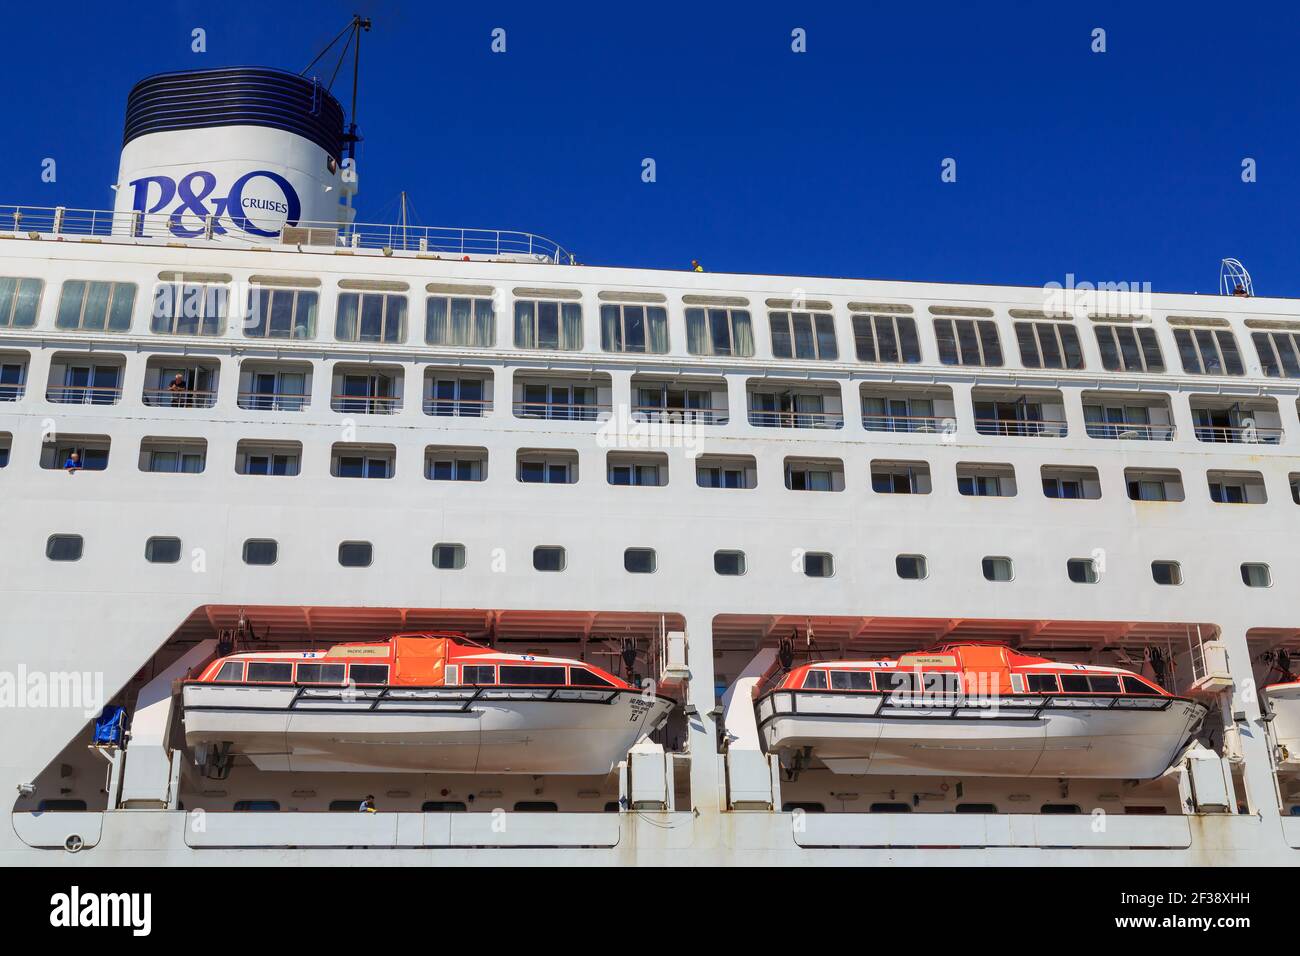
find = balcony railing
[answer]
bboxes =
[142,388,217,409]
[632,405,728,425]
[974,417,1068,438]
[1193,423,1284,445]
[513,401,611,422]
[862,413,950,434]
[46,384,122,405]
[0,383,24,402]
[749,408,845,430]
[238,391,309,411]
[0,204,575,265]
[1086,422,1175,441]
[424,397,492,417]
[331,393,401,415]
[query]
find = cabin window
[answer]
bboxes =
[242,539,278,565]
[145,537,182,564]
[852,314,921,363]
[463,666,495,685]
[601,303,669,353]
[426,295,495,347]
[569,667,615,687]
[982,556,1014,582]
[896,555,928,580]
[45,535,83,562]
[214,661,244,682]
[1252,330,1300,378]
[1095,324,1164,372]
[1151,561,1182,586]
[0,276,42,328]
[247,662,293,682]
[1087,675,1121,693]
[246,288,317,339]
[499,665,567,686]
[1066,558,1098,584]
[297,663,346,684]
[1241,563,1271,588]
[348,664,389,685]
[803,552,834,577]
[336,291,407,343]
[802,670,828,689]
[934,318,1003,367]
[1015,321,1084,369]
[56,280,136,332]
[433,543,466,570]
[830,671,873,690]
[685,307,754,357]
[151,282,228,336]
[714,550,746,576]
[1059,675,1090,693]
[624,548,656,573]
[1026,673,1058,693]
[514,299,583,350]
[1122,676,1159,695]
[338,541,373,568]
[533,546,566,572]
[1173,327,1244,375]
[769,310,838,360]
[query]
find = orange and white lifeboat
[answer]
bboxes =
[755,643,1206,779]
[182,632,673,775]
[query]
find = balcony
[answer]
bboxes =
[1191,396,1284,445]
[237,361,311,412]
[513,373,611,423]
[972,388,1067,438]
[141,358,218,409]
[45,353,124,405]
[0,351,27,402]
[424,369,492,418]
[860,385,954,434]
[1083,391,1175,441]
[631,374,728,425]
[748,381,844,430]
[331,364,403,416]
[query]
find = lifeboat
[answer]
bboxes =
[182,632,674,775]
[755,642,1207,779]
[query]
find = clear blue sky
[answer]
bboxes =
[5,1,1299,294]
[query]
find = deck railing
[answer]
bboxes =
[423,397,492,417]
[631,405,728,425]
[238,391,309,411]
[1193,423,1284,444]
[1085,421,1176,441]
[141,388,217,409]
[46,384,122,405]
[331,393,401,415]
[512,401,611,422]
[974,417,1068,438]
[749,408,845,430]
[862,413,950,434]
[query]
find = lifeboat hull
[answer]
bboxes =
[756,690,1206,779]
[1265,682,1300,766]
[182,684,674,775]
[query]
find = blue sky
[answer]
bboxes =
[5,1,1300,294]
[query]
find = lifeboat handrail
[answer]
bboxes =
[281,683,626,712]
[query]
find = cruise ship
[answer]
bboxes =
[3,58,1299,868]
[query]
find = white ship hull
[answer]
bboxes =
[757,691,1207,778]
[183,683,673,775]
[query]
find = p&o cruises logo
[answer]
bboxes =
[128,168,302,239]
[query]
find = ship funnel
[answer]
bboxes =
[113,66,352,240]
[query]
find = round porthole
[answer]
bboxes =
[64,834,84,852]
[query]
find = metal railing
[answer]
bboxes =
[46,384,122,405]
[1085,421,1176,441]
[331,393,401,415]
[748,408,845,430]
[0,204,575,265]
[512,401,611,422]
[238,391,309,412]
[0,384,24,402]
[974,417,1068,438]
[423,397,492,417]
[631,405,728,425]
[141,388,217,409]
[862,413,950,434]
[1193,423,1284,445]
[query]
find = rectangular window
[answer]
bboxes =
[56,280,136,332]
[426,296,495,347]
[215,661,244,682]
[247,662,293,683]
[427,456,483,481]
[769,311,838,360]
[935,318,1003,367]
[1252,330,1300,378]
[685,307,754,357]
[463,665,495,685]
[426,377,486,417]
[54,364,121,405]
[348,664,390,684]
[296,663,346,684]
[600,304,668,353]
[246,288,317,339]
[518,383,598,421]
[0,277,43,328]
[336,291,407,343]
[1095,324,1164,372]
[151,282,228,335]
[1027,673,1059,693]
[852,314,921,363]
[518,458,572,484]
[0,362,24,402]
[244,452,299,476]
[1015,321,1084,369]
[498,665,567,685]
[514,299,583,350]
[830,670,873,690]
[1173,328,1244,375]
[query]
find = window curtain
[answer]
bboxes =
[335,293,359,341]
[600,304,620,351]
[647,306,668,353]
[685,308,709,354]
[473,298,494,346]
[449,297,472,346]
[514,301,535,348]
[426,296,448,345]
[731,310,754,356]
[560,302,582,349]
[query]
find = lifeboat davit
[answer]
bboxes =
[755,642,1207,779]
[182,632,674,775]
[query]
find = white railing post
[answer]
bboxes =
[204,214,215,240]
[52,206,65,235]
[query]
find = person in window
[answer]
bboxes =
[1232,284,1249,297]
[167,373,189,408]
[359,794,376,813]
[691,259,704,272]
[64,451,82,474]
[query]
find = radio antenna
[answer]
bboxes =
[302,14,371,162]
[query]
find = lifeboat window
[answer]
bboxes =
[870,803,912,813]
[297,663,346,684]
[348,664,390,685]
[463,665,496,685]
[1026,673,1058,693]
[247,662,293,683]
[1039,804,1082,814]
[875,671,916,693]
[1060,674,1091,693]
[214,661,244,682]
[1122,676,1160,695]
[569,667,615,688]
[922,673,961,695]
[830,671,872,691]
[802,670,828,689]
[499,665,567,686]
[233,800,280,812]
[1087,675,1121,693]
